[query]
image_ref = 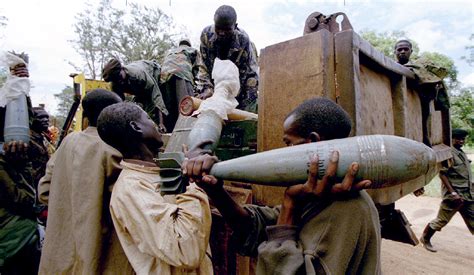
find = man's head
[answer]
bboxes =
[452,128,468,149]
[283,97,352,146]
[214,5,237,41]
[81,89,122,127]
[31,107,50,133]
[102,59,128,98]
[97,102,163,158]
[394,39,413,65]
[179,38,192,47]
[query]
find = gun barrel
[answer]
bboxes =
[210,135,437,189]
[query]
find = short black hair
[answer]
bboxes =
[82,89,122,127]
[286,97,352,140]
[394,39,413,50]
[97,102,143,153]
[214,5,237,25]
[452,128,468,139]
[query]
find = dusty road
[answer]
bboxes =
[381,194,474,274]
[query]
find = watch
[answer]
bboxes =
[451,191,458,196]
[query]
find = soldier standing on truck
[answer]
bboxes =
[102,58,168,132]
[200,5,259,113]
[420,129,473,252]
[394,39,450,147]
[160,38,213,132]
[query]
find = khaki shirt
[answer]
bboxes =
[110,161,213,275]
[440,147,473,200]
[38,127,132,274]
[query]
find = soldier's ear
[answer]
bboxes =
[308,132,321,142]
[129,121,143,135]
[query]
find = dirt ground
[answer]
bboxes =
[381,194,474,274]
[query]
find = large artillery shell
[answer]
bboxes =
[210,135,437,188]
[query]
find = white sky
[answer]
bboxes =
[1,0,473,115]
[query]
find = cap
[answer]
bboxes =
[452,128,468,139]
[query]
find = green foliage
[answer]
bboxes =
[53,86,75,127]
[450,86,474,145]
[70,0,181,79]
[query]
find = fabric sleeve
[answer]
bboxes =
[0,161,35,214]
[192,49,213,93]
[256,225,304,275]
[111,181,211,269]
[232,204,280,256]
[239,37,259,99]
[38,151,56,205]
[200,29,212,75]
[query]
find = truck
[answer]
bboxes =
[163,11,451,275]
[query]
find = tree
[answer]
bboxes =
[450,86,474,145]
[70,0,182,79]
[461,33,474,67]
[53,86,75,127]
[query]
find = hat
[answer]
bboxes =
[452,128,468,139]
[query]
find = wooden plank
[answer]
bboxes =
[256,29,335,206]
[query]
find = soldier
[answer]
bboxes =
[420,129,473,252]
[183,98,381,274]
[38,89,133,274]
[200,5,259,113]
[0,59,40,275]
[29,107,53,189]
[97,102,213,274]
[102,58,168,132]
[160,38,213,132]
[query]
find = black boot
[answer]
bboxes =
[420,224,437,252]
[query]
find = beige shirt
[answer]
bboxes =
[38,127,133,274]
[110,160,213,275]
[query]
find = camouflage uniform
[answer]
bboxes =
[118,60,166,125]
[429,147,473,234]
[160,45,213,131]
[0,155,40,273]
[405,60,450,111]
[200,25,259,112]
[29,131,53,189]
[160,45,212,93]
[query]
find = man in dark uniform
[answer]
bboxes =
[200,5,259,113]
[420,129,473,252]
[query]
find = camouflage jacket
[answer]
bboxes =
[440,147,473,200]
[405,60,450,111]
[160,45,213,94]
[200,25,259,109]
[29,130,53,188]
[122,60,167,124]
[0,156,37,265]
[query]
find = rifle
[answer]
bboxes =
[57,74,81,147]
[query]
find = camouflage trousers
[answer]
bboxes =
[429,194,474,234]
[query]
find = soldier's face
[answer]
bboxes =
[452,137,466,148]
[215,20,235,42]
[135,110,163,154]
[394,42,412,65]
[32,110,50,132]
[282,114,311,146]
